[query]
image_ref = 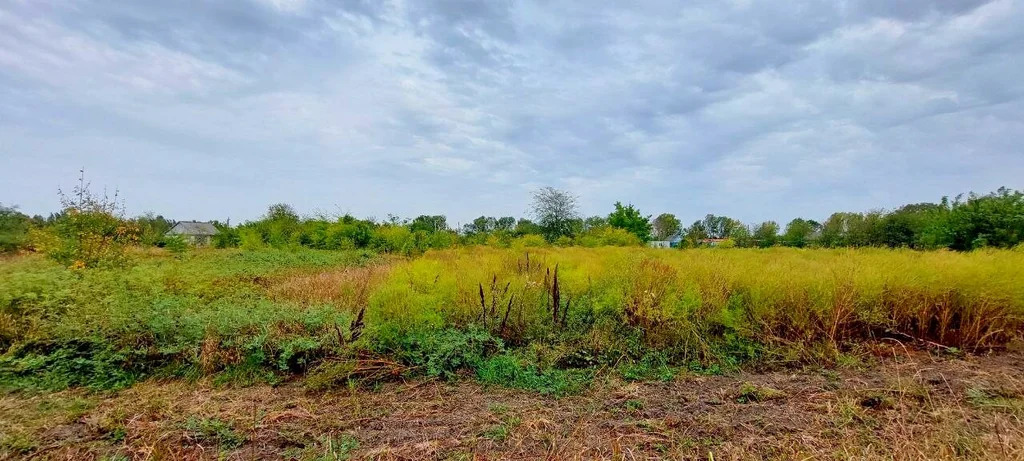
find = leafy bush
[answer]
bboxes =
[476,353,591,395]
[0,204,32,254]
[38,175,139,268]
[369,327,502,380]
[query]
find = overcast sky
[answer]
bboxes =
[1,0,1022,226]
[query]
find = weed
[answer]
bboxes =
[966,386,1023,414]
[735,382,787,403]
[477,353,591,395]
[182,416,245,449]
[482,416,522,442]
[624,399,644,412]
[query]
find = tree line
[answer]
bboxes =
[2,179,1022,267]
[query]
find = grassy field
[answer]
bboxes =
[2,247,1023,458]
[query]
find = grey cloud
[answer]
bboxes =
[1,0,1022,226]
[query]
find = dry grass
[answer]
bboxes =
[267,262,393,310]
[4,349,1022,460]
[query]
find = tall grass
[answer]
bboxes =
[365,247,1024,366]
[1,246,1021,391]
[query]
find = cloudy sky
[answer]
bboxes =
[1,0,1022,226]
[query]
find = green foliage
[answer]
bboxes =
[481,414,522,442]
[0,340,141,391]
[370,327,503,380]
[134,212,172,246]
[782,218,819,248]
[476,353,592,395]
[574,226,642,247]
[182,416,245,449]
[163,233,189,257]
[735,382,787,403]
[752,221,779,248]
[607,202,653,242]
[0,204,32,253]
[0,248,369,390]
[948,188,1024,250]
[651,213,681,241]
[619,353,676,382]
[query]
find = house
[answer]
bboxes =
[649,233,683,248]
[698,238,729,247]
[165,221,218,245]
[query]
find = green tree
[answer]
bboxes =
[948,188,1024,250]
[0,203,31,253]
[728,223,753,247]
[583,215,608,231]
[134,212,172,246]
[752,221,779,248]
[410,215,448,233]
[782,218,819,248]
[651,213,681,240]
[514,218,542,236]
[607,202,653,242]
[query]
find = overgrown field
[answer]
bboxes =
[2,247,1022,394]
[2,247,1024,458]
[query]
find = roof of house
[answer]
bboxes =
[167,221,218,236]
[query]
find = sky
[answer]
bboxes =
[1,0,1022,227]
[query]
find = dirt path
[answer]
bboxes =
[3,349,1022,460]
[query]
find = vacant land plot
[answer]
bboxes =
[2,247,1023,459]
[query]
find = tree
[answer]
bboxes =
[494,217,516,232]
[514,218,542,236]
[583,215,608,231]
[531,187,580,242]
[651,213,681,240]
[607,202,653,242]
[947,188,1024,250]
[752,221,779,248]
[265,203,299,222]
[782,218,819,248]
[462,216,496,235]
[135,212,172,246]
[410,215,448,233]
[728,224,753,247]
[0,203,31,253]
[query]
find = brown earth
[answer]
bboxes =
[2,347,1023,460]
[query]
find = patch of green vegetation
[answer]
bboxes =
[476,353,592,396]
[0,433,37,457]
[966,386,1023,414]
[619,353,676,382]
[371,327,502,380]
[624,399,644,412]
[182,416,245,449]
[482,415,522,442]
[0,249,371,391]
[735,382,787,403]
[285,433,359,461]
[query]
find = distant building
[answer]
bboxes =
[649,233,683,249]
[698,238,729,247]
[165,221,218,245]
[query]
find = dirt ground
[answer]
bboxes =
[2,347,1023,460]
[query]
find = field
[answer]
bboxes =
[2,247,1024,459]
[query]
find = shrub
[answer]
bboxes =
[40,173,139,268]
[163,234,189,257]
[0,204,32,254]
